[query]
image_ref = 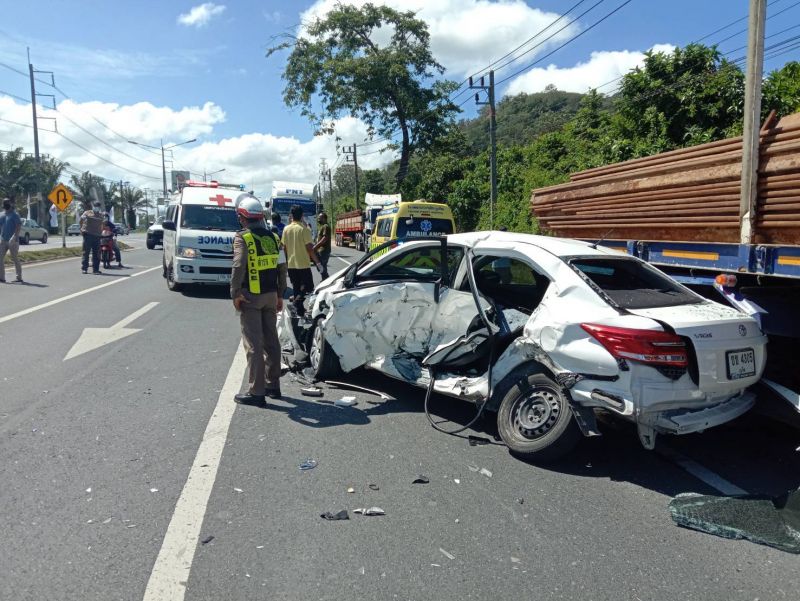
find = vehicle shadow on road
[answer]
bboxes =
[267,395,372,428]
[180,286,231,299]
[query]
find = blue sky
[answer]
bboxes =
[0,0,797,194]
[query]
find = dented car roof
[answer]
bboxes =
[446,231,621,258]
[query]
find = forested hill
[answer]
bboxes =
[460,88,586,151]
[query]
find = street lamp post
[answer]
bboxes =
[203,168,226,182]
[127,137,196,199]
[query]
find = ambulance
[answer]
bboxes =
[161,180,262,291]
[369,200,456,249]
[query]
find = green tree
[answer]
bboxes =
[69,171,118,212]
[118,186,148,228]
[268,2,459,188]
[613,44,744,154]
[762,61,800,119]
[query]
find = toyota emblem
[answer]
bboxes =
[738,324,747,337]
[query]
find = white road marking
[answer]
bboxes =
[658,445,748,496]
[335,255,354,265]
[63,302,159,361]
[143,342,247,601]
[0,265,160,325]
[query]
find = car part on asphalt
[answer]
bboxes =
[334,396,357,407]
[468,435,491,446]
[669,489,800,554]
[320,510,349,521]
[301,387,324,397]
[324,381,394,401]
[299,459,318,470]
[353,507,385,516]
[368,483,380,491]
[412,476,430,484]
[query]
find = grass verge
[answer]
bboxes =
[4,241,133,266]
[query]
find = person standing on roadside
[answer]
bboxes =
[80,201,104,274]
[230,196,287,405]
[281,205,321,315]
[313,212,331,279]
[270,212,285,238]
[0,198,22,283]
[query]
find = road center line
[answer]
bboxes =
[658,445,748,496]
[335,256,354,265]
[143,341,247,601]
[0,265,161,325]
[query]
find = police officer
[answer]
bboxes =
[231,195,287,405]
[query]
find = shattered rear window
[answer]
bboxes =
[569,257,701,309]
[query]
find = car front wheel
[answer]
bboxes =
[496,371,581,462]
[41,233,48,244]
[146,238,155,250]
[22,233,30,245]
[309,318,341,380]
[166,263,183,292]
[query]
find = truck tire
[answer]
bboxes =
[146,238,155,250]
[495,370,581,462]
[309,318,341,380]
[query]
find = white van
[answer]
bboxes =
[161,181,256,291]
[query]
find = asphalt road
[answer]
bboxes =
[1,243,799,601]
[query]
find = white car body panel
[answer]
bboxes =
[281,232,768,447]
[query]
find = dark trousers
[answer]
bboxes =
[287,267,315,315]
[318,249,331,279]
[82,234,101,271]
[239,290,281,395]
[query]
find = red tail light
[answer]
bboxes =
[581,323,688,367]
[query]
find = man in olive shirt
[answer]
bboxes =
[313,212,331,279]
[281,205,321,315]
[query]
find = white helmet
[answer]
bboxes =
[236,194,264,219]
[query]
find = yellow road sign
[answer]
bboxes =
[48,184,74,212]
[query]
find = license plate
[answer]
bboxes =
[218,274,231,282]
[726,348,756,380]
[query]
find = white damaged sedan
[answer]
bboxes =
[279,232,767,461]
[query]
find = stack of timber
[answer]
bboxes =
[531,112,800,244]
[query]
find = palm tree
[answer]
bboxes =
[69,171,118,212]
[119,186,149,228]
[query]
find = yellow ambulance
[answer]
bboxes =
[368,201,456,250]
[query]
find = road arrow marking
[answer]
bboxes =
[63,302,159,361]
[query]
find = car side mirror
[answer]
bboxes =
[162,220,176,231]
[343,264,357,289]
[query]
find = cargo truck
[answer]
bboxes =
[334,193,401,251]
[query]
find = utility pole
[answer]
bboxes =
[319,158,328,215]
[343,143,360,210]
[470,70,497,229]
[27,50,54,223]
[740,0,766,245]
[327,168,334,219]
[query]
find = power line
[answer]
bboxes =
[495,0,635,87]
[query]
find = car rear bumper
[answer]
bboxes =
[644,390,755,434]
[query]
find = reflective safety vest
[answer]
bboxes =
[242,230,280,294]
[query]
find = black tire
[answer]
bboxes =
[22,233,30,245]
[41,233,48,244]
[166,263,183,292]
[162,258,168,279]
[309,318,341,380]
[146,239,155,250]
[495,369,581,462]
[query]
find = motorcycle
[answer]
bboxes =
[100,226,116,269]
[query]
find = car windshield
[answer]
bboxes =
[569,257,701,309]
[180,205,239,231]
[395,217,453,238]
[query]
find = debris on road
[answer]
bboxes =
[454,479,460,484]
[669,489,800,554]
[347,487,355,493]
[150,488,159,493]
[468,435,490,446]
[201,535,214,545]
[299,459,318,471]
[467,465,479,472]
[439,548,455,560]
[368,483,380,491]
[353,507,385,516]
[325,380,394,401]
[301,387,324,397]
[480,468,493,478]
[85,488,91,493]
[334,396,357,407]
[234,488,243,493]
[321,510,349,521]
[516,498,525,505]
[412,475,430,484]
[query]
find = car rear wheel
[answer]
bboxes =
[22,233,30,245]
[146,238,155,250]
[309,318,341,380]
[166,263,183,292]
[41,233,48,244]
[496,371,581,462]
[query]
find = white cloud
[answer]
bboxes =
[177,3,226,28]
[0,96,394,197]
[504,43,676,96]
[298,0,580,77]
